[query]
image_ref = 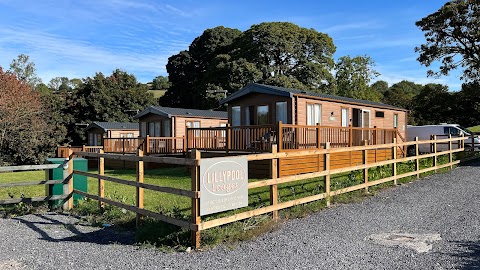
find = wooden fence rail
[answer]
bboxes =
[3,135,478,250]
[0,150,74,208]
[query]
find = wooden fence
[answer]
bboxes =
[0,151,74,209]
[74,135,467,249]
[3,135,478,250]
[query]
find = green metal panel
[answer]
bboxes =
[46,158,88,207]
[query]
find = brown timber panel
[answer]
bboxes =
[279,155,323,177]
[278,148,395,173]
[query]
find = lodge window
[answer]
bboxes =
[163,120,171,137]
[257,105,269,125]
[232,106,241,126]
[120,133,134,138]
[307,103,321,125]
[341,108,348,127]
[140,122,146,137]
[276,102,287,124]
[186,121,200,136]
[375,111,385,118]
[393,114,399,128]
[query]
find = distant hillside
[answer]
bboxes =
[148,90,167,98]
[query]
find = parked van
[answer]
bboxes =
[406,124,479,155]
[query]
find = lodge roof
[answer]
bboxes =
[220,83,407,111]
[134,106,228,119]
[86,122,139,132]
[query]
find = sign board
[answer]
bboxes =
[199,156,248,216]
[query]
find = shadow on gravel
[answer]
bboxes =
[13,213,135,246]
[447,240,480,269]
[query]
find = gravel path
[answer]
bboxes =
[2,161,480,269]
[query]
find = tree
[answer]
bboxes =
[370,80,389,95]
[8,54,42,89]
[238,22,336,93]
[335,55,380,101]
[383,80,422,109]
[455,81,480,126]
[151,75,170,90]
[0,67,56,165]
[160,22,336,109]
[412,84,454,125]
[70,69,155,144]
[415,0,480,80]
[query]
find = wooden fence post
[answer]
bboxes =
[98,149,105,210]
[183,135,186,154]
[270,144,278,221]
[145,135,150,155]
[278,121,283,152]
[349,125,353,147]
[317,123,321,149]
[82,145,86,152]
[226,124,231,153]
[363,140,369,193]
[433,135,437,172]
[392,138,397,185]
[325,142,331,206]
[136,149,144,227]
[191,149,201,249]
[448,134,453,169]
[415,137,420,178]
[62,149,74,210]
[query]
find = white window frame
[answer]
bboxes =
[394,114,399,128]
[341,108,348,127]
[307,103,321,125]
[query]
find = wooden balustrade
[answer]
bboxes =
[187,122,400,153]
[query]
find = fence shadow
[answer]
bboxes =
[446,240,480,269]
[13,213,136,246]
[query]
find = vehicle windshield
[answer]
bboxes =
[458,126,473,135]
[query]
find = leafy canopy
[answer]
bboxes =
[415,0,480,81]
[160,22,336,109]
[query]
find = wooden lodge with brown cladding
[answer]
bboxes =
[221,83,407,137]
[186,83,409,178]
[134,106,228,154]
[85,122,140,146]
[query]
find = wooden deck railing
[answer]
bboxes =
[187,122,402,153]
[186,125,277,152]
[144,136,186,155]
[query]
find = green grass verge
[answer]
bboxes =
[148,90,166,99]
[0,154,461,250]
[467,125,480,133]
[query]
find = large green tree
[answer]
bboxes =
[335,55,380,101]
[151,75,170,90]
[416,0,480,80]
[412,84,454,125]
[8,54,42,89]
[160,22,336,109]
[70,69,155,143]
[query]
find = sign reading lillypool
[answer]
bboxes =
[199,156,248,216]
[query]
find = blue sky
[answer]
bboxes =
[0,0,461,90]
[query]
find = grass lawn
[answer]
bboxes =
[467,125,480,133]
[147,90,166,99]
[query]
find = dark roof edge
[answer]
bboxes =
[219,83,293,105]
[134,106,170,119]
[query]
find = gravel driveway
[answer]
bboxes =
[1,161,480,269]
